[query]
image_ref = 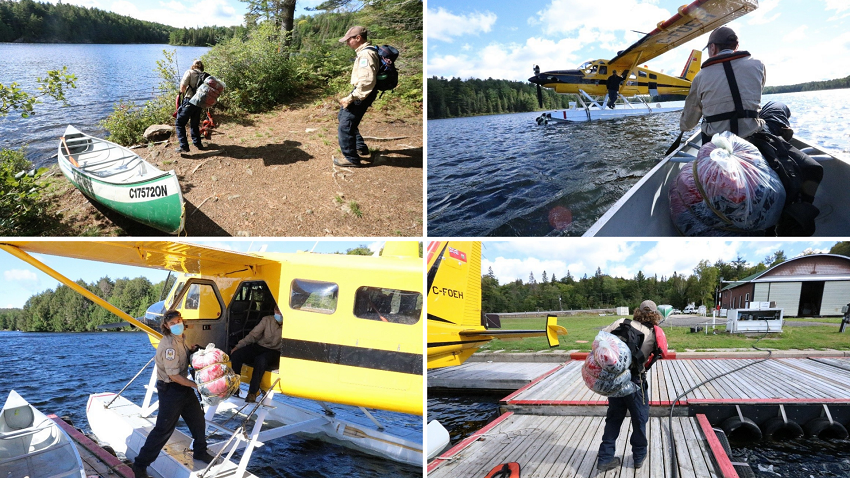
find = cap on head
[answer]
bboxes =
[640,300,658,314]
[705,26,737,49]
[339,26,367,43]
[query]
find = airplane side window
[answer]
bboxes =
[599,66,607,75]
[649,74,657,80]
[186,284,201,309]
[290,279,338,314]
[183,283,222,318]
[639,71,647,78]
[353,287,422,325]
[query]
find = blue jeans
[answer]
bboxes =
[175,101,202,149]
[607,90,618,108]
[337,91,377,162]
[597,379,649,464]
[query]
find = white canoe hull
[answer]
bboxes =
[585,131,850,236]
[0,390,85,478]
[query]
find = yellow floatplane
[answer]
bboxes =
[425,241,567,458]
[1,241,423,477]
[529,0,758,122]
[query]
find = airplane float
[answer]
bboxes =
[425,241,568,459]
[528,0,759,123]
[0,241,424,478]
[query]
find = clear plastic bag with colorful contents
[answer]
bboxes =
[669,131,785,236]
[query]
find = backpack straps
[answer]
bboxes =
[702,51,759,134]
[644,325,663,371]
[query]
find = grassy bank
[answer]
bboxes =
[479,315,850,354]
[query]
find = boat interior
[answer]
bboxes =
[62,130,167,182]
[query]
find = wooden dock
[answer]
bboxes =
[504,357,850,414]
[49,414,134,478]
[428,362,561,390]
[428,412,736,478]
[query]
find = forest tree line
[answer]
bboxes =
[0,276,167,332]
[764,74,850,95]
[481,243,850,314]
[428,76,579,119]
[0,0,173,43]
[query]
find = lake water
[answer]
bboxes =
[427,89,850,237]
[0,44,210,167]
[0,331,422,478]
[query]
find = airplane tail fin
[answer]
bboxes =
[426,241,482,327]
[680,49,702,81]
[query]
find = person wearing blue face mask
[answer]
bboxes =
[132,310,213,478]
[230,305,283,403]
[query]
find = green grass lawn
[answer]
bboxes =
[477,315,850,353]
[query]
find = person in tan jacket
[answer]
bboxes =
[333,25,380,167]
[680,26,766,143]
[230,305,283,402]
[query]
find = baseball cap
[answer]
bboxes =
[704,26,737,49]
[339,26,367,43]
[640,300,658,313]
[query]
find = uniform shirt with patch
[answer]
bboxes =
[343,42,379,103]
[155,333,190,382]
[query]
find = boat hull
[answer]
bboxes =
[58,126,184,234]
[538,101,684,123]
[584,132,850,236]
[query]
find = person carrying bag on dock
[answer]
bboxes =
[596,300,664,472]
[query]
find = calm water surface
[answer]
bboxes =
[427,89,850,237]
[0,332,421,478]
[0,44,209,167]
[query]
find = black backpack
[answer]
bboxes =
[610,319,663,379]
[747,131,822,236]
[369,45,399,95]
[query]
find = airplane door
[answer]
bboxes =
[172,279,227,350]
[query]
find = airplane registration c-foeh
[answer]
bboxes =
[0,241,424,416]
[426,241,567,369]
[527,0,759,106]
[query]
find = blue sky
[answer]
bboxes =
[44,0,327,28]
[427,0,850,86]
[480,239,838,285]
[0,240,385,309]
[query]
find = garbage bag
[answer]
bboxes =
[195,362,230,384]
[189,76,226,108]
[669,131,785,236]
[582,331,638,397]
[197,373,241,406]
[191,343,230,370]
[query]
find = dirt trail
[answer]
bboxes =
[47,101,423,237]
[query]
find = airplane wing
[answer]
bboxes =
[608,0,758,73]
[0,241,278,276]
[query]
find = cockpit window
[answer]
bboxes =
[290,279,338,314]
[353,287,422,325]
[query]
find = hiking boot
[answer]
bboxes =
[357,149,371,159]
[245,392,257,403]
[175,146,190,153]
[193,143,205,150]
[333,156,361,167]
[193,450,216,464]
[132,464,149,478]
[597,457,621,472]
[634,456,646,469]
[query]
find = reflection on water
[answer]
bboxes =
[427,89,850,237]
[0,43,209,167]
[0,332,421,478]
[427,391,503,446]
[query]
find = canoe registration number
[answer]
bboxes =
[130,185,168,199]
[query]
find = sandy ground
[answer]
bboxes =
[45,101,423,237]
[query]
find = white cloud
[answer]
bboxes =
[759,30,850,85]
[637,240,742,278]
[3,269,38,282]
[162,1,187,12]
[534,0,670,37]
[104,0,240,27]
[747,0,782,25]
[823,0,850,14]
[782,25,808,43]
[427,7,497,43]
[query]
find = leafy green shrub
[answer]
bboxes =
[204,22,301,113]
[0,148,49,235]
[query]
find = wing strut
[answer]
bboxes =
[0,244,162,338]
